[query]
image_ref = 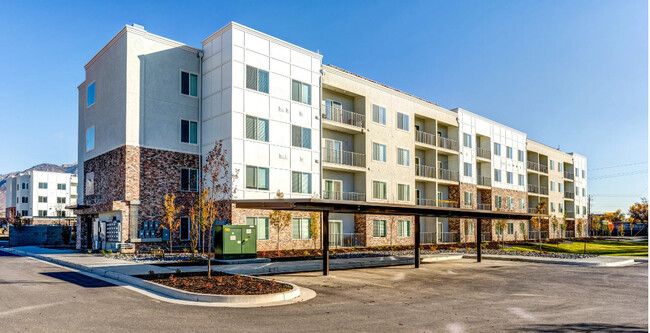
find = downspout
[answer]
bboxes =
[319,66,324,249]
[197,50,204,250]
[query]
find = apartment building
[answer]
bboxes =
[74,22,587,252]
[5,171,78,225]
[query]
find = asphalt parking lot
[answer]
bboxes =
[0,251,647,332]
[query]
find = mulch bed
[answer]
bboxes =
[148,272,292,295]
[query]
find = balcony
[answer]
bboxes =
[564,171,574,180]
[438,136,459,152]
[322,105,365,129]
[477,203,491,211]
[322,148,365,169]
[564,192,575,199]
[528,184,540,194]
[416,198,437,207]
[438,168,459,182]
[566,211,575,219]
[329,233,364,248]
[527,161,548,173]
[415,164,436,179]
[437,199,460,208]
[540,186,549,195]
[476,147,491,160]
[415,130,436,146]
[477,176,491,187]
[322,191,366,202]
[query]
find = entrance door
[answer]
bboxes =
[415,189,421,205]
[324,139,343,164]
[437,221,443,243]
[329,220,342,247]
[323,180,342,200]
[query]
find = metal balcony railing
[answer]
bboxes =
[437,200,460,208]
[539,164,548,173]
[329,233,364,248]
[477,176,491,187]
[322,148,365,168]
[564,171,574,180]
[322,191,366,202]
[527,161,548,173]
[564,192,575,199]
[565,211,575,218]
[420,232,436,244]
[322,105,365,128]
[477,203,491,211]
[437,136,459,151]
[415,130,437,146]
[416,198,437,207]
[415,164,436,179]
[477,147,491,159]
[438,232,460,244]
[481,232,492,242]
[540,186,549,195]
[438,168,459,182]
[528,184,539,194]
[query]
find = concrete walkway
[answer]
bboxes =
[462,253,642,267]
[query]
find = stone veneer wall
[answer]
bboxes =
[84,146,127,205]
[491,187,528,241]
[355,214,414,247]
[448,184,461,234]
[458,183,478,242]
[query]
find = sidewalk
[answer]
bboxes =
[462,253,642,267]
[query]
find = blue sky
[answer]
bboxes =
[0,0,647,213]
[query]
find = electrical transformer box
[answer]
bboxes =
[213,225,257,259]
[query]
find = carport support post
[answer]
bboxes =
[476,218,482,262]
[322,210,329,276]
[414,215,420,268]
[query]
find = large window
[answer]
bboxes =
[38,210,48,217]
[507,197,514,209]
[518,174,524,186]
[245,116,269,142]
[38,196,47,203]
[87,82,96,107]
[397,148,409,166]
[464,163,472,177]
[291,125,311,149]
[246,166,269,190]
[518,150,524,162]
[506,146,513,159]
[507,222,514,235]
[464,192,473,206]
[520,198,525,210]
[397,112,409,131]
[507,172,513,184]
[372,181,387,200]
[246,65,269,93]
[291,80,311,104]
[57,183,66,190]
[398,220,410,237]
[86,126,95,152]
[463,133,472,148]
[180,217,190,241]
[494,169,502,182]
[246,217,270,240]
[398,184,410,201]
[21,197,28,203]
[57,197,66,204]
[493,143,501,156]
[292,172,312,194]
[38,182,48,189]
[465,221,474,236]
[373,220,387,237]
[495,195,502,209]
[291,218,311,239]
[181,71,198,97]
[372,143,386,162]
[372,105,386,125]
[180,168,198,192]
[181,120,198,144]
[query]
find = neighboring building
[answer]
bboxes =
[4,171,78,225]
[75,22,588,253]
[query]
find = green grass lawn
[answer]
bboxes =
[507,240,648,257]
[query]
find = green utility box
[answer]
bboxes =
[213,225,257,259]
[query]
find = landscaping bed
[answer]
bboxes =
[140,271,292,295]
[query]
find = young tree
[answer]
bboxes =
[494,219,507,246]
[576,218,585,238]
[270,210,292,255]
[308,211,321,250]
[550,216,559,238]
[202,139,238,278]
[160,193,183,253]
[187,204,200,254]
[591,216,602,236]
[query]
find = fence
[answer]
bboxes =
[9,225,72,247]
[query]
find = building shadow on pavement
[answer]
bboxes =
[510,323,648,333]
[40,272,115,288]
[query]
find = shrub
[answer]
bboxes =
[216,276,223,284]
[100,250,106,255]
[106,249,113,254]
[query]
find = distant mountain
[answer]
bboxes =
[0,162,77,216]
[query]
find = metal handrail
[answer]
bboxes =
[564,171,574,180]
[416,198,437,207]
[438,232,459,244]
[528,184,539,194]
[420,232,436,244]
[527,161,548,173]
[322,105,365,128]
[438,168,459,181]
[477,147,491,159]
[415,130,437,146]
[437,199,460,208]
[437,136,459,151]
[540,186,549,195]
[565,211,575,218]
[415,164,436,178]
[329,233,364,248]
[477,176,491,186]
[564,192,575,199]
[477,203,491,211]
[322,148,365,168]
[322,191,366,202]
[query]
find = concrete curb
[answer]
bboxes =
[1,248,303,305]
[462,254,636,267]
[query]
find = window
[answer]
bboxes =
[398,184,410,201]
[550,181,555,191]
[494,169,502,182]
[57,183,66,190]
[22,183,28,190]
[558,163,563,172]
[575,167,579,175]
[582,169,585,178]
[582,188,585,197]
[86,172,94,195]
[291,218,311,239]
[180,217,190,241]
[398,220,410,237]
[465,221,474,236]
[551,203,556,212]
[181,71,198,97]
[246,217,270,240]
[397,148,409,166]
[506,146,513,159]
[520,198,525,210]
[463,133,472,148]
[558,183,563,192]
[495,195,502,209]
[464,163,472,177]
[291,125,311,149]
[57,197,66,204]
[291,172,312,194]
[507,172,513,184]
[372,143,387,162]
[559,203,564,213]
[246,166,269,190]
[518,150,524,162]
[493,143,501,156]
[245,65,269,93]
[86,126,95,152]
[583,206,586,214]
[372,105,386,125]
[373,220,387,237]
[496,223,503,235]
[87,82,95,107]
[520,222,526,236]
[21,197,28,203]
[291,80,311,104]
[372,181,387,200]
[180,168,198,192]
[180,120,198,144]
[518,174,524,186]
[38,182,47,189]
[21,210,28,216]
[550,160,555,170]
[508,197,514,209]
[397,112,409,131]
[464,192,473,206]
[507,223,514,235]
[39,210,48,217]
[245,116,269,142]
[38,196,47,203]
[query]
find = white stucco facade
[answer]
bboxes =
[5,171,78,222]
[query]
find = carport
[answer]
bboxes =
[234,199,540,275]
